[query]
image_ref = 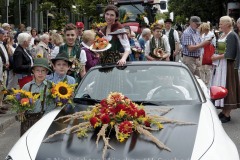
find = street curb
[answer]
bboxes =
[0,113,16,132]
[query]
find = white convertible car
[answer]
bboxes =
[6,62,239,160]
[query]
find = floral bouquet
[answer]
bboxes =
[48,81,77,107]
[4,89,40,122]
[131,46,143,59]
[91,22,107,30]
[44,92,195,159]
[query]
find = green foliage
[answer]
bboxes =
[49,12,68,30]
[168,0,228,24]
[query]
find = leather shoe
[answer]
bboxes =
[0,109,6,114]
[220,114,231,123]
[218,112,224,118]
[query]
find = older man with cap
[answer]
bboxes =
[76,22,84,45]
[162,18,180,61]
[181,16,211,77]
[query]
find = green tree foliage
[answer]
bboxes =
[168,0,228,25]
[76,0,108,22]
[49,13,68,30]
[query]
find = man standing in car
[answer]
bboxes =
[181,16,210,77]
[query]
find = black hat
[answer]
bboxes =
[51,51,72,65]
[32,58,52,72]
[164,18,173,23]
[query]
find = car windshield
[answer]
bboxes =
[75,65,200,104]
[118,4,144,22]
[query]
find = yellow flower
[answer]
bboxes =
[5,95,14,100]
[110,121,115,127]
[157,122,164,129]
[118,136,125,142]
[54,81,74,99]
[118,110,126,118]
[36,53,43,58]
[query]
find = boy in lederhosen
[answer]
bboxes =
[20,58,54,136]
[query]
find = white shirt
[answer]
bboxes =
[104,34,131,52]
[144,35,171,56]
[164,28,180,43]
[79,42,88,64]
[0,42,9,64]
[50,46,60,59]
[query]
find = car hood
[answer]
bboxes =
[30,103,208,159]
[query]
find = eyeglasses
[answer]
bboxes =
[33,69,47,74]
[195,22,201,27]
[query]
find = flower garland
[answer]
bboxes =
[5,89,40,122]
[44,92,195,159]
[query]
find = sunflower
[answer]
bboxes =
[53,81,73,99]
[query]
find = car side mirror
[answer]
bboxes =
[210,86,228,100]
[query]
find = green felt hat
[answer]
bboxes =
[51,51,72,65]
[32,58,52,72]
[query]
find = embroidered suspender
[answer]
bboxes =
[29,84,47,113]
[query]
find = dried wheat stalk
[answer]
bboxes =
[114,124,119,139]
[44,122,90,142]
[54,111,91,122]
[149,115,196,125]
[136,126,171,152]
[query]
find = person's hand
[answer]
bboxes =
[117,58,126,66]
[95,53,100,58]
[211,54,224,61]
[173,50,178,57]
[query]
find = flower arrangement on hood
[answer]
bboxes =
[5,89,40,122]
[44,92,195,159]
[47,81,77,107]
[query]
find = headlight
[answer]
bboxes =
[5,155,13,160]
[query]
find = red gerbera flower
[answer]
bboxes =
[119,121,133,134]
[137,109,146,117]
[101,114,110,124]
[100,99,108,107]
[144,120,151,127]
[90,117,99,127]
[115,104,126,113]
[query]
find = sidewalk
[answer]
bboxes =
[0,104,16,132]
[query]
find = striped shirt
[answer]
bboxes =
[181,26,202,57]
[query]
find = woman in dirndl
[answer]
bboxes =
[211,16,240,123]
[98,5,131,66]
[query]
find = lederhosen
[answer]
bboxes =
[149,37,166,60]
[20,84,47,136]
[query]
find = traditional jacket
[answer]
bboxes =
[59,43,82,82]
[100,22,125,64]
[225,31,240,69]
[149,37,166,59]
[82,47,99,72]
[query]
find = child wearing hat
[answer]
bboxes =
[21,58,54,135]
[47,51,76,84]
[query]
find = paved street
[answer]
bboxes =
[0,121,20,159]
[0,110,239,159]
